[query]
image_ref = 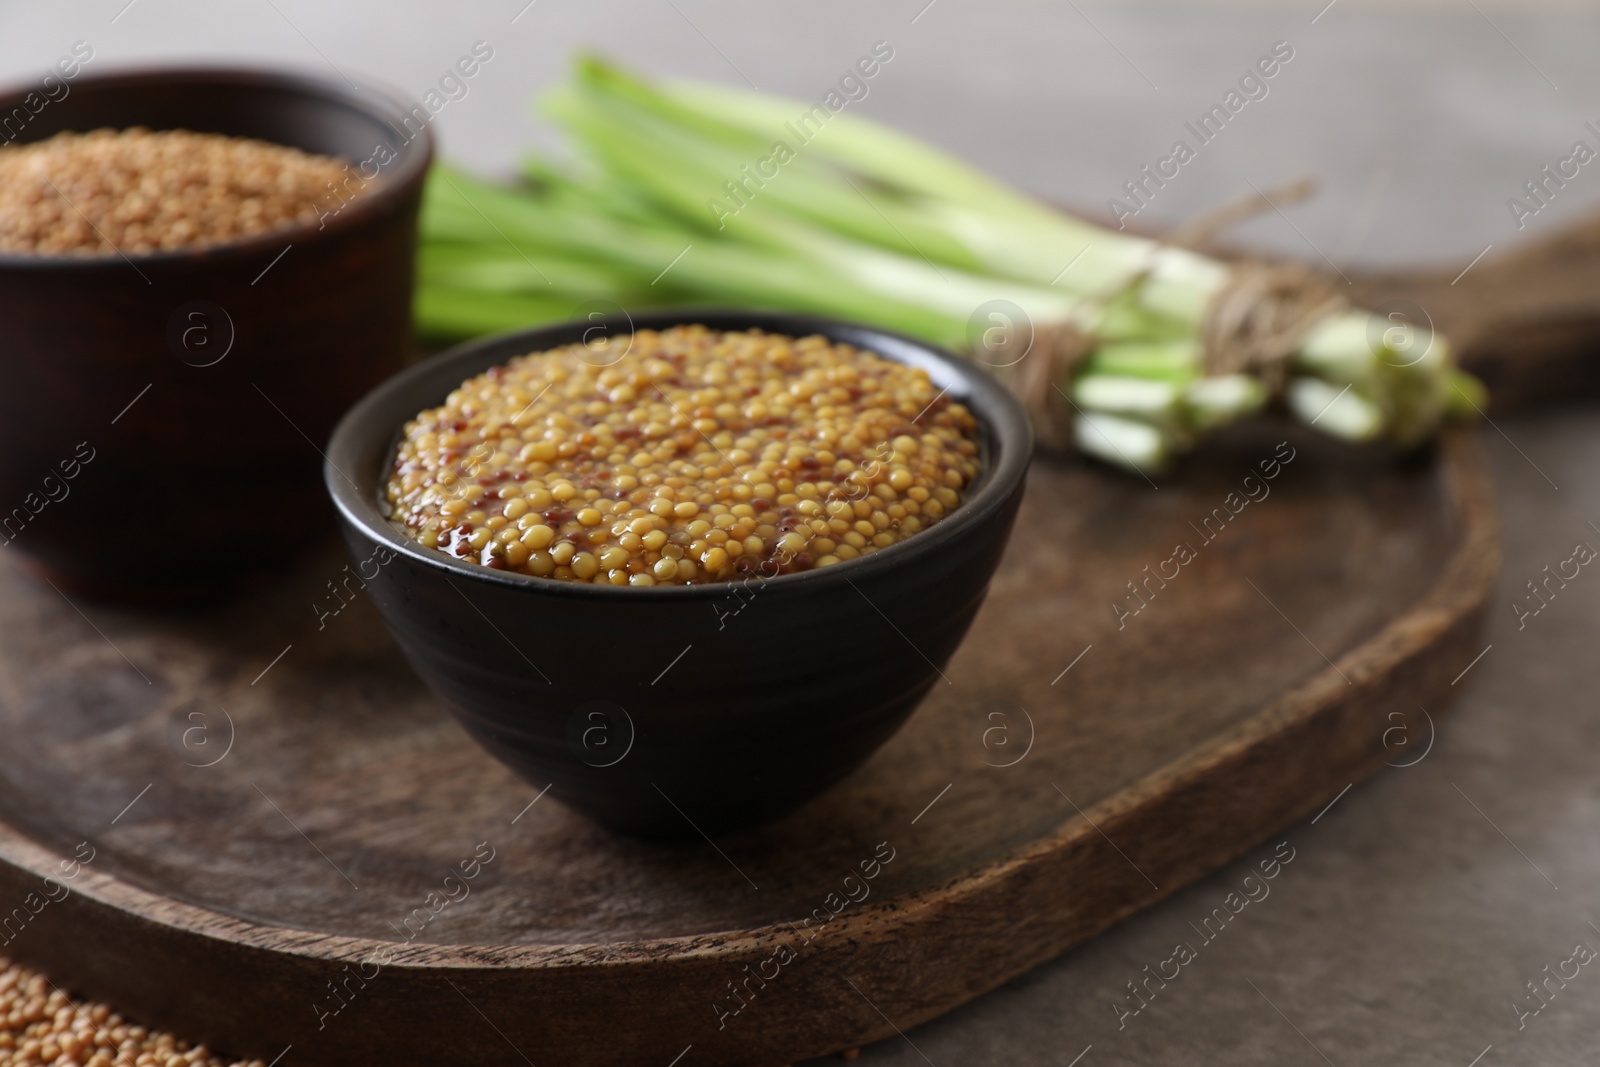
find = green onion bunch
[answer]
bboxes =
[417,55,1483,474]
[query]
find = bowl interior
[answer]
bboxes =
[327,309,1033,596]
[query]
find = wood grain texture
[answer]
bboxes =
[0,416,1496,1066]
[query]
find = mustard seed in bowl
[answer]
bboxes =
[0,127,362,256]
[385,325,982,585]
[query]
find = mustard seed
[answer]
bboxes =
[0,128,364,256]
[0,955,264,1067]
[386,326,981,585]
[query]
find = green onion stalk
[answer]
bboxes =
[416,55,1484,475]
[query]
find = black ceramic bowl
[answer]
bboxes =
[326,311,1031,836]
[0,66,431,600]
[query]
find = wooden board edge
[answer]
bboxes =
[774,425,1501,1054]
[0,432,1498,973]
[0,429,1500,1066]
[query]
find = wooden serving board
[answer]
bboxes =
[17,199,1600,1067]
[0,407,1495,1065]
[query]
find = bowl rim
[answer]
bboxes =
[326,309,1033,601]
[0,63,433,270]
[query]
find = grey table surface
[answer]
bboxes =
[4,2,1600,1064]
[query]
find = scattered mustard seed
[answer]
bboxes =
[0,954,264,1067]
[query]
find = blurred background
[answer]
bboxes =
[6,0,1599,269]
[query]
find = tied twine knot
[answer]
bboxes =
[996,178,1346,450]
[1199,261,1348,391]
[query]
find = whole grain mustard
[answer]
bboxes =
[386,326,982,585]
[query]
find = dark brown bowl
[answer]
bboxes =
[326,310,1032,836]
[0,66,431,600]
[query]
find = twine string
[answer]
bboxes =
[996,177,1341,449]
